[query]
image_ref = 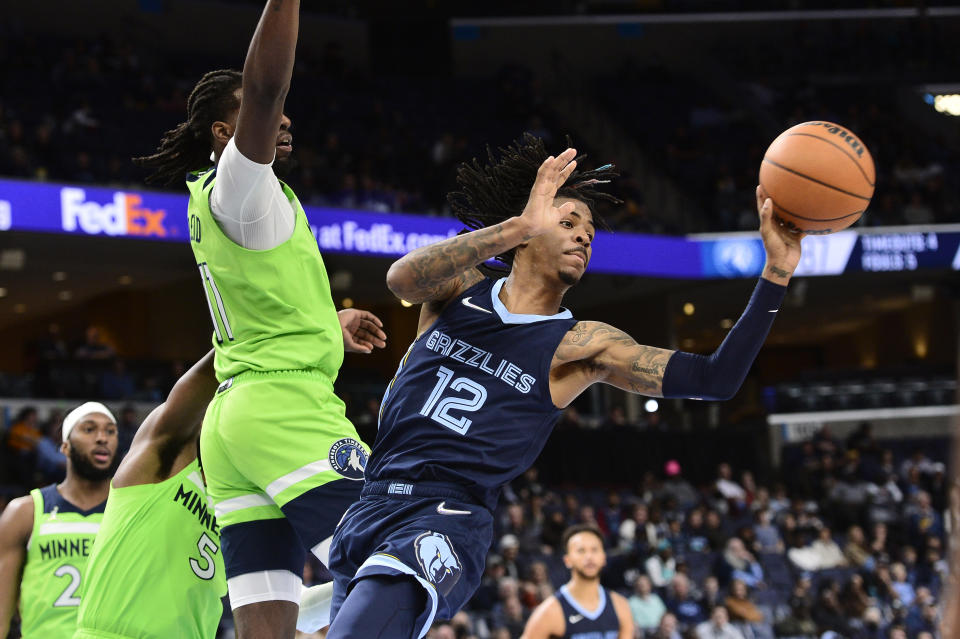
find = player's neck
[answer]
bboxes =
[499,271,565,316]
[58,474,110,509]
[566,576,601,607]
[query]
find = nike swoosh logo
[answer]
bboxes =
[436,501,472,516]
[568,614,584,624]
[462,297,491,314]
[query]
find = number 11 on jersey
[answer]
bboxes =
[420,366,488,435]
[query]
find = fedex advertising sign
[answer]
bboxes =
[61,188,170,238]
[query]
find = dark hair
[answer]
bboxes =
[561,524,605,552]
[133,69,243,185]
[447,133,621,267]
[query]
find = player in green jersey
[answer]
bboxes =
[0,402,119,638]
[133,2,387,637]
[74,351,338,639]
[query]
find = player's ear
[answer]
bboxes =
[210,120,234,147]
[60,440,70,455]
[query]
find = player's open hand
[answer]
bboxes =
[338,309,387,354]
[518,148,579,239]
[756,185,804,284]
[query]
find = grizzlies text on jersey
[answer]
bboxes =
[367,276,576,510]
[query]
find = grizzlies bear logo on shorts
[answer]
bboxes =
[414,531,462,595]
[329,438,368,480]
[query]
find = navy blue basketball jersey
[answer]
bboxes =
[556,585,620,639]
[367,277,576,510]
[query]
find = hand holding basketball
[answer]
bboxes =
[518,148,578,239]
[757,185,804,284]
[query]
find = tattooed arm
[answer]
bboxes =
[386,148,580,310]
[550,321,674,407]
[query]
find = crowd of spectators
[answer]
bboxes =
[1,380,953,639]
[4,18,959,236]
[410,432,951,639]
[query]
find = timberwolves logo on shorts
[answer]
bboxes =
[328,438,367,480]
[414,532,463,595]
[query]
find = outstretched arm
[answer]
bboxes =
[551,187,802,407]
[386,149,579,307]
[234,0,299,163]
[112,351,219,488]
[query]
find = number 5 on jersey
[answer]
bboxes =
[198,262,234,343]
[190,533,219,580]
[420,366,488,435]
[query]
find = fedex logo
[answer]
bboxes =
[61,188,168,237]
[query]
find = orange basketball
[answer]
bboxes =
[759,121,875,235]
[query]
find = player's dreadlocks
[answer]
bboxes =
[448,133,621,266]
[133,69,243,186]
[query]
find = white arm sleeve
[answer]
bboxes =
[210,137,296,250]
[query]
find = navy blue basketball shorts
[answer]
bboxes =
[328,480,494,638]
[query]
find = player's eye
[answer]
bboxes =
[561,220,573,228]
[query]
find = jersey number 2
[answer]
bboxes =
[53,564,81,607]
[190,532,220,580]
[420,366,488,435]
[198,262,234,343]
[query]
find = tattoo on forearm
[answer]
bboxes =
[767,265,790,279]
[400,224,509,301]
[555,322,671,395]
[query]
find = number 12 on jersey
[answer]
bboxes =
[420,366,488,435]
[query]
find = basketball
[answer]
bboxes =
[759,121,875,235]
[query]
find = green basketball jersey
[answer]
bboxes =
[20,485,104,639]
[185,168,344,382]
[75,460,225,639]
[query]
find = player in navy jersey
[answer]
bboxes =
[327,133,805,638]
[521,525,632,639]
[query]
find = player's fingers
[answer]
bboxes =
[357,328,387,347]
[557,201,576,216]
[558,159,578,184]
[536,156,555,179]
[359,319,387,340]
[359,310,384,327]
[755,184,765,212]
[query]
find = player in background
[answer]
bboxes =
[0,403,119,638]
[327,134,804,638]
[133,2,386,637]
[521,525,632,639]
[74,351,333,639]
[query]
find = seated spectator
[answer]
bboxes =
[811,580,852,637]
[499,535,525,579]
[890,562,916,607]
[665,573,706,630]
[752,510,783,553]
[74,326,115,360]
[839,574,870,621]
[716,538,764,588]
[661,460,699,511]
[844,525,874,570]
[620,502,657,552]
[773,596,817,638]
[34,418,66,483]
[724,579,765,625]
[630,574,667,633]
[787,527,846,571]
[695,606,745,639]
[6,407,41,455]
[650,612,682,639]
[704,510,727,551]
[907,492,943,548]
[684,508,711,554]
[100,359,136,399]
[701,576,722,612]
[646,539,677,588]
[715,463,747,512]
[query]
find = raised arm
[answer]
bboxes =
[386,149,579,310]
[0,497,32,637]
[551,187,802,408]
[112,351,219,487]
[234,0,299,163]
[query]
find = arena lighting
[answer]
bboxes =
[644,399,659,413]
[57,291,72,301]
[927,93,960,116]
[400,300,413,308]
[341,297,354,308]
[52,271,66,281]
[0,287,6,297]
[683,302,695,316]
